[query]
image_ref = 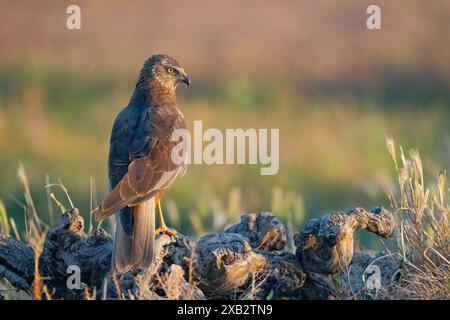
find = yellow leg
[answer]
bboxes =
[155,199,177,237]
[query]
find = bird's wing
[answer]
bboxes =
[107,106,159,185]
[96,104,184,223]
[108,108,133,190]
[96,106,157,222]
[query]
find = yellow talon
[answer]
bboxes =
[155,199,177,238]
[155,226,177,237]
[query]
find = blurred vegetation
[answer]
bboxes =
[0,0,449,250]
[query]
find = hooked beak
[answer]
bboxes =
[181,73,191,86]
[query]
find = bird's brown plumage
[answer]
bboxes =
[94,54,189,274]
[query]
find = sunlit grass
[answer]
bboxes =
[383,138,450,299]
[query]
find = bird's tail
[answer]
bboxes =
[112,197,155,274]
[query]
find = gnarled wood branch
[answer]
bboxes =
[0,207,398,300]
[294,207,396,299]
[0,233,34,291]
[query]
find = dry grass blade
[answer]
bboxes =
[184,242,197,300]
[9,218,21,241]
[84,287,97,300]
[44,179,75,211]
[45,174,54,225]
[31,232,48,300]
[17,163,43,235]
[385,136,398,171]
[386,138,450,299]
[0,200,10,235]
[49,192,66,213]
[57,178,75,209]
[89,177,94,236]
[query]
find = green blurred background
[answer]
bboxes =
[0,0,449,248]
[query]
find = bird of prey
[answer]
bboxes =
[95,54,190,274]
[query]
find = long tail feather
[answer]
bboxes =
[112,197,155,274]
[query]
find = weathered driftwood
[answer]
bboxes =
[294,207,396,299]
[0,233,34,291]
[114,212,303,300]
[38,208,113,299]
[0,207,398,300]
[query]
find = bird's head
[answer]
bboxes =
[139,54,190,92]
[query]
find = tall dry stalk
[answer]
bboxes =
[17,163,43,235]
[386,138,449,299]
[31,232,48,300]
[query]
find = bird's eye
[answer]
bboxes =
[167,67,174,74]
